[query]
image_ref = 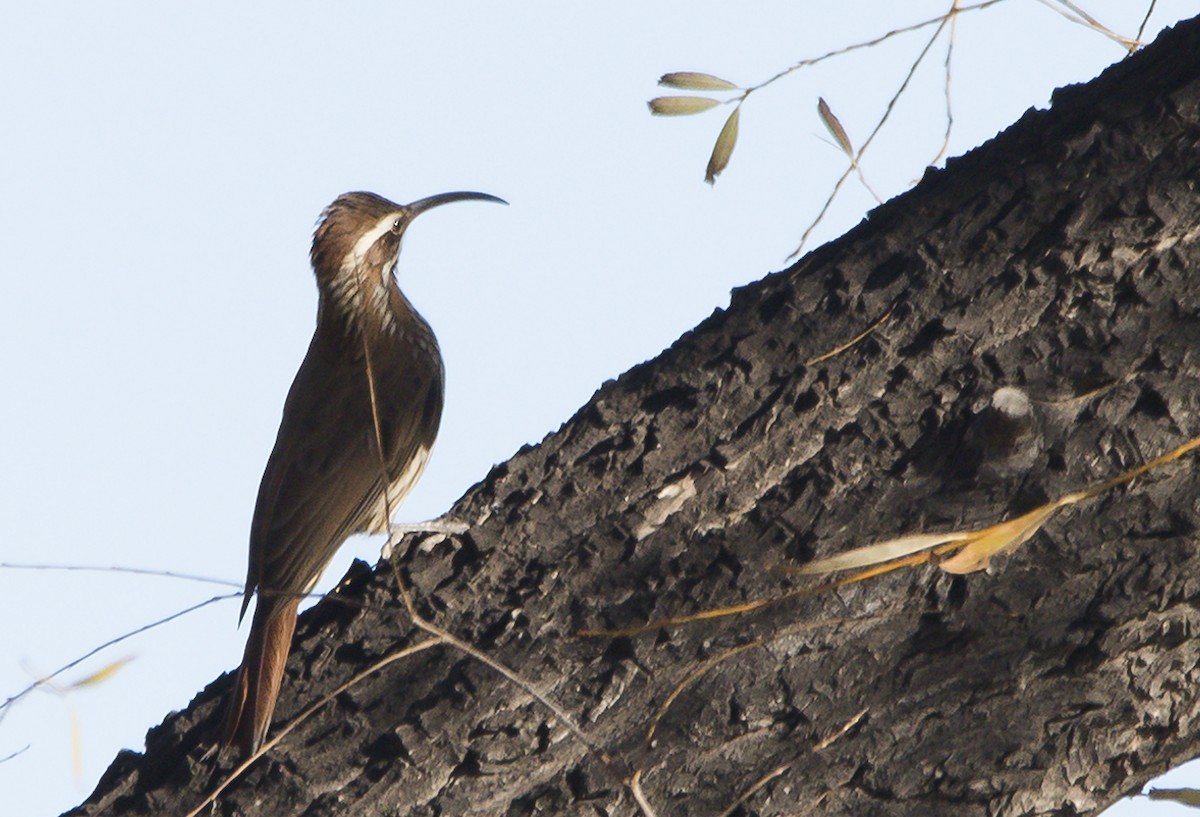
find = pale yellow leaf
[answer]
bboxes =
[938,503,1059,574]
[659,72,739,91]
[68,656,134,690]
[1149,788,1200,807]
[817,97,854,158]
[794,532,970,576]
[706,107,740,184]
[648,96,722,116]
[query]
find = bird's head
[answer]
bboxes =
[311,190,506,291]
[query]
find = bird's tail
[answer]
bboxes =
[222,594,300,755]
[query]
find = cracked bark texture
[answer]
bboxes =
[69,17,1200,817]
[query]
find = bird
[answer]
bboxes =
[222,189,505,755]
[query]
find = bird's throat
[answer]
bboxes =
[323,259,403,340]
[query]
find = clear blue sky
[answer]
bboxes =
[2,3,1195,815]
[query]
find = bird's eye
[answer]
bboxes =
[390,218,402,233]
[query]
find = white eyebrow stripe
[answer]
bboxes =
[350,213,400,261]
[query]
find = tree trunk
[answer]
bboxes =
[69,16,1200,817]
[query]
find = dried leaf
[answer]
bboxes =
[792,532,969,576]
[706,107,740,184]
[659,72,739,91]
[648,96,722,116]
[1148,788,1200,807]
[818,97,854,158]
[938,503,1061,575]
[68,656,134,690]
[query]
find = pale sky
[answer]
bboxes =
[2,4,1196,815]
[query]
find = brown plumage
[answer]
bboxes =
[223,190,504,755]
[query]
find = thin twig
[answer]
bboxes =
[929,0,961,167]
[0,594,235,724]
[0,745,30,764]
[0,562,241,587]
[1135,0,1158,45]
[1033,0,1139,50]
[743,0,1008,95]
[789,164,856,261]
[183,638,443,817]
[854,11,952,168]
[790,7,955,260]
[386,559,617,767]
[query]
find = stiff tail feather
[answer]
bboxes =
[222,595,301,755]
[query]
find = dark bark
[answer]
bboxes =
[69,16,1200,817]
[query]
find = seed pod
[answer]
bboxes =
[659,72,739,91]
[648,96,722,116]
[705,107,741,184]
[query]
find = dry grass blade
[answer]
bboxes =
[1082,433,1200,498]
[643,640,763,746]
[814,707,868,750]
[1028,373,1131,408]
[67,656,134,690]
[713,707,866,817]
[706,107,740,184]
[578,592,778,638]
[659,71,739,91]
[648,96,722,116]
[590,433,1200,640]
[791,532,970,576]
[800,432,1200,580]
[806,304,895,366]
[937,501,1063,574]
[628,769,660,817]
[818,97,854,159]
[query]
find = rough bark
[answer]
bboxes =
[69,16,1200,817]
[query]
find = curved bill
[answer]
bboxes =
[407,191,508,218]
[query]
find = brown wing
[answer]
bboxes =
[242,319,443,616]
